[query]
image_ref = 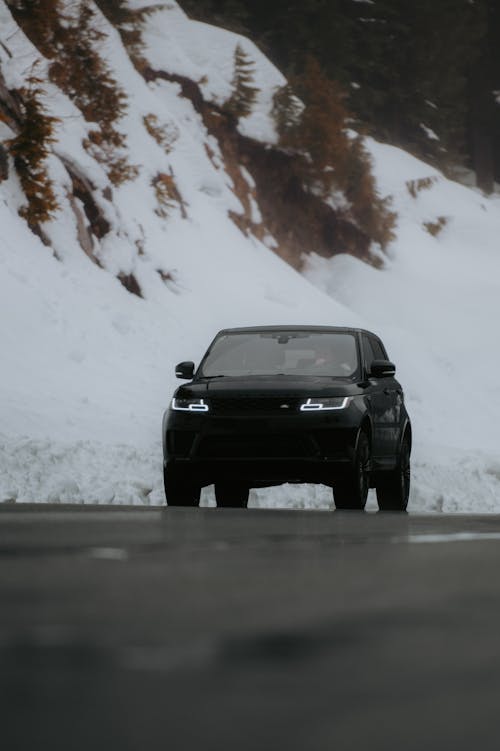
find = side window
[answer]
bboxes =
[369,337,386,361]
[362,335,376,373]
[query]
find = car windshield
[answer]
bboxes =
[199,331,359,378]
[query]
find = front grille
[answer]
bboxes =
[209,397,301,415]
[197,434,316,459]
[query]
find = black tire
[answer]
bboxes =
[215,482,249,508]
[334,431,371,510]
[164,466,200,507]
[376,435,411,511]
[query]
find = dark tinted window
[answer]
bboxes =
[362,335,376,371]
[200,331,359,378]
[369,337,385,360]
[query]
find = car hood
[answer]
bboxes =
[177,376,363,399]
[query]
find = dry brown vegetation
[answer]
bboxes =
[94,0,160,73]
[406,176,438,198]
[5,74,59,228]
[152,170,187,218]
[143,113,179,154]
[8,0,138,186]
[272,58,396,250]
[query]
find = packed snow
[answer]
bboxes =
[1,1,500,512]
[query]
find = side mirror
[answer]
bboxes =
[175,361,195,380]
[370,359,396,378]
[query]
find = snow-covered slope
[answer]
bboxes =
[1,1,500,511]
[306,141,500,511]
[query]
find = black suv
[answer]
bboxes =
[162,326,411,510]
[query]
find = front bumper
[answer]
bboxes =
[163,407,363,486]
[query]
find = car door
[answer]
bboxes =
[370,335,402,457]
[361,334,397,463]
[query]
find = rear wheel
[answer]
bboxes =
[164,466,200,507]
[215,482,249,508]
[376,436,410,511]
[334,431,371,510]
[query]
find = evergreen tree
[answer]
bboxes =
[8,75,59,226]
[224,44,259,119]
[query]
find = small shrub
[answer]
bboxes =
[406,176,438,198]
[152,169,185,218]
[423,216,447,236]
[105,156,140,187]
[143,113,178,154]
[157,268,175,284]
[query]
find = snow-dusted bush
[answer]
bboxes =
[143,113,178,154]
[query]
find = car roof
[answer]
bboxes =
[216,325,380,338]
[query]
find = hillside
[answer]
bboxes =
[1,1,500,511]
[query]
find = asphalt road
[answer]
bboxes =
[3,505,500,750]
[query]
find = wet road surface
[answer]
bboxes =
[2,504,500,750]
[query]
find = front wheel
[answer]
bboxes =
[376,436,410,511]
[164,466,200,507]
[215,482,249,508]
[334,431,371,510]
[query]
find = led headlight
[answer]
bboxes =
[172,397,209,413]
[300,397,351,412]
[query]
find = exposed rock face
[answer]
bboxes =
[62,159,111,241]
[117,272,142,298]
[56,159,113,264]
